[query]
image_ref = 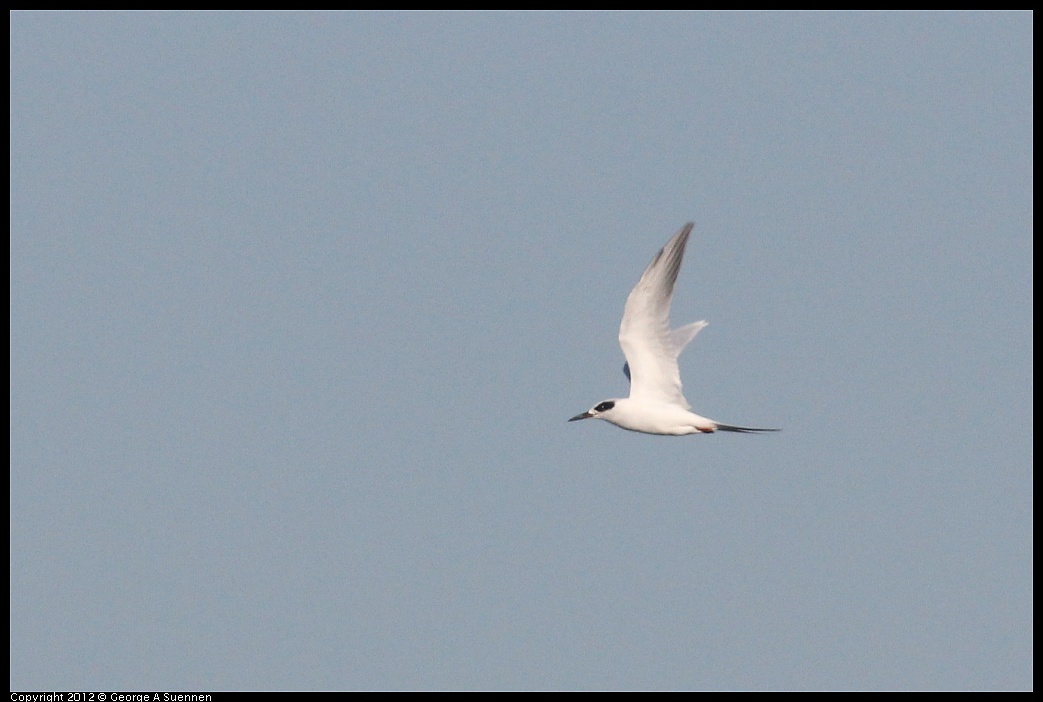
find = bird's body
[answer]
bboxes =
[569,223,778,436]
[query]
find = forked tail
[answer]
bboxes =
[714,423,780,434]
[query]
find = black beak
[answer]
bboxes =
[568,411,594,422]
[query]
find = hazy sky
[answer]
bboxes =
[10,11,1032,691]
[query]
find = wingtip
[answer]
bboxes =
[673,222,694,242]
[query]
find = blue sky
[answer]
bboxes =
[10,11,1032,691]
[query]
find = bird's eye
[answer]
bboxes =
[595,401,615,412]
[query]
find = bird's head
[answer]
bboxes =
[568,400,619,423]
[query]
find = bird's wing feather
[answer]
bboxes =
[618,223,706,408]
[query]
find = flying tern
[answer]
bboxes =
[569,222,778,436]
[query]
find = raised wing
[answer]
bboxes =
[618,223,706,407]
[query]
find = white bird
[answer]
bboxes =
[569,222,778,436]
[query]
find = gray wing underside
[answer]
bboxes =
[618,222,706,407]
